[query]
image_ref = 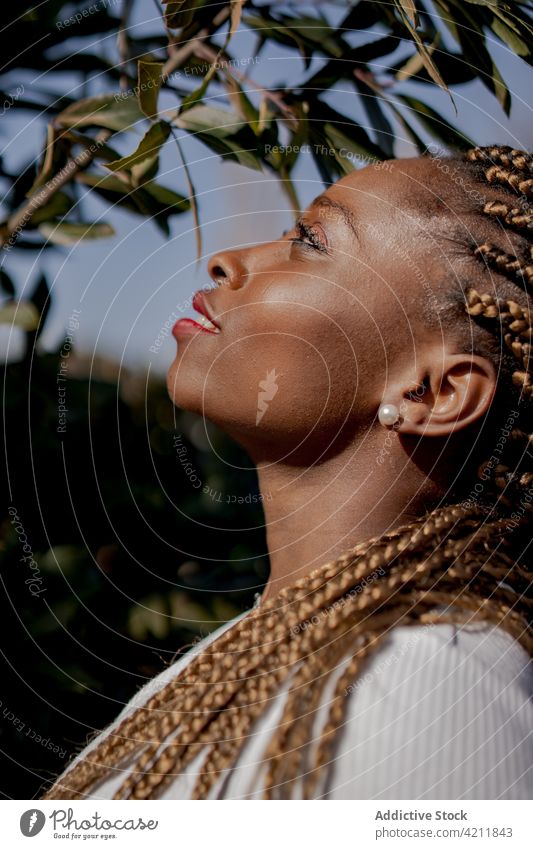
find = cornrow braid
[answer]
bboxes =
[473,242,533,288]
[467,146,533,174]
[41,146,533,801]
[466,290,532,398]
[483,201,533,233]
[466,146,533,198]
[460,146,533,513]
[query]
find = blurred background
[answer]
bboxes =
[0,0,532,798]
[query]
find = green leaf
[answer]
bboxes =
[225,77,261,133]
[166,130,201,255]
[244,11,348,65]
[28,125,121,200]
[58,130,123,163]
[163,0,204,30]
[137,60,164,119]
[179,1,244,114]
[394,1,451,98]
[30,272,50,339]
[39,545,87,577]
[392,50,476,86]
[173,105,262,170]
[56,93,145,132]
[38,220,115,246]
[0,300,39,330]
[105,121,171,184]
[491,14,531,60]
[142,181,190,212]
[461,0,514,5]
[30,191,72,226]
[278,13,347,59]
[387,102,427,153]
[129,594,170,640]
[174,104,246,136]
[306,102,384,180]
[278,166,301,214]
[396,49,426,82]
[430,0,461,45]
[264,102,307,173]
[76,171,189,220]
[302,36,400,93]
[180,60,220,113]
[353,80,395,158]
[324,123,381,174]
[435,1,511,113]
[396,95,473,149]
[257,97,274,134]
[490,59,512,115]
[76,171,135,195]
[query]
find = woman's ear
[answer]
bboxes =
[397,354,497,437]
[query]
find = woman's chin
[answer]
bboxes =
[166,360,201,414]
[166,361,232,425]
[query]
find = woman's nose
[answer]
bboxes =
[207,249,248,290]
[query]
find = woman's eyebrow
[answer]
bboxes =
[309,196,359,241]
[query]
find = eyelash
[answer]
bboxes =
[288,220,328,253]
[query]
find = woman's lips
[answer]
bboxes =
[172,290,221,339]
[172,317,219,338]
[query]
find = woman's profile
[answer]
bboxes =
[42,145,533,800]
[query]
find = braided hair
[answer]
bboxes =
[42,146,533,801]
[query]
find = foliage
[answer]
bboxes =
[0,0,532,269]
[0,303,266,798]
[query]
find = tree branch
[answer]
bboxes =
[162,6,231,79]
[1,130,112,250]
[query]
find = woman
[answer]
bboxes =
[42,146,533,800]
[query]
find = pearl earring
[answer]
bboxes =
[378,403,400,427]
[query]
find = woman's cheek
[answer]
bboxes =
[198,329,332,438]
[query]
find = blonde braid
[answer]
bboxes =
[466,146,533,198]
[137,551,436,800]
[466,146,533,172]
[267,629,391,800]
[157,520,530,798]
[466,289,532,397]
[473,243,533,289]
[42,502,531,800]
[483,201,533,232]
[126,641,292,800]
[42,606,270,800]
[303,550,533,800]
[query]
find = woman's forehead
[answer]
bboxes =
[327,157,439,203]
[317,157,456,226]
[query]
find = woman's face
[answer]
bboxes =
[167,157,453,462]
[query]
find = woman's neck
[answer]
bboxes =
[255,435,445,604]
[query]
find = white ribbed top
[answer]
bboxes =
[54,613,532,800]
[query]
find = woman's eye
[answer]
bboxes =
[289,220,327,252]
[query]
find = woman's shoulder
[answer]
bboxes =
[329,620,532,799]
[343,618,532,719]
[398,619,530,687]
